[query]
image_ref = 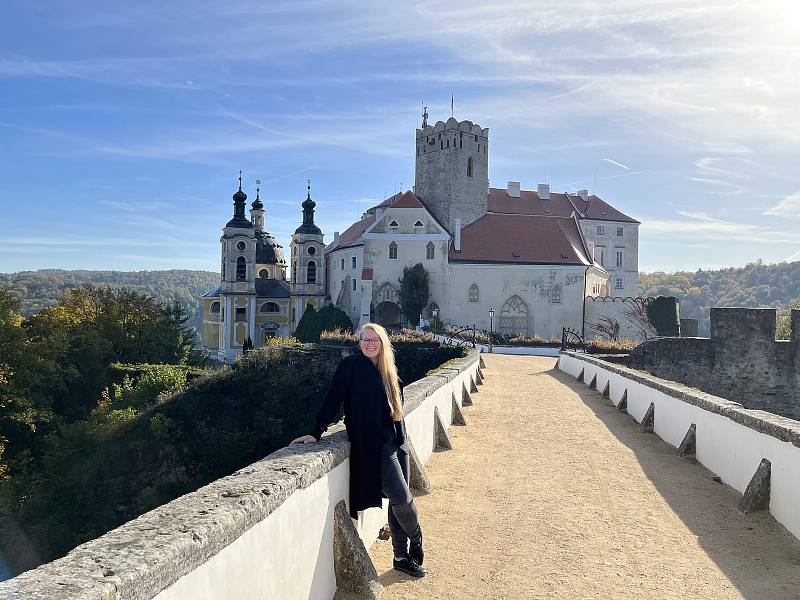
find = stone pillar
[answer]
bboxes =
[791,309,800,343]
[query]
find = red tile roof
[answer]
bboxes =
[326,191,449,254]
[324,212,376,253]
[487,188,638,224]
[449,213,592,265]
[391,191,424,208]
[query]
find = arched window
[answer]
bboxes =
[260,302,280,313]
[426,241,435,260]
[307,260,316,283]
[469,283,479,303]
[389,220,399,229]
[236,256,246,281]
[467,156,473,177]
[414,220,423,227]
[210,301,221,315]
[237,241,246,252]
[388,241,398,260]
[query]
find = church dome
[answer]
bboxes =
[256,230,286,264]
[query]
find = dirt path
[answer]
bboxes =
[368,355,800,599]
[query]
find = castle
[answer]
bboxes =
[201,111,639,360]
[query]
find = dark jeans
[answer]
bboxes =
[380,438,421,558]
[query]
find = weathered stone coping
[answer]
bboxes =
[562,351,800,449]
[0,349,480,599]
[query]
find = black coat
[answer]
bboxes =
[311,352,407,518]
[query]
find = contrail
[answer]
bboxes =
[603,158,630,170]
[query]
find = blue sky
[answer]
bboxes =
[1,0,799,274]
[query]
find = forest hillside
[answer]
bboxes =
[0,270,219,331]
[639,261,800,335]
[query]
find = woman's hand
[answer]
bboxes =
[290,434,317,444]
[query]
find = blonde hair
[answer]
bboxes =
[359,323,403,420]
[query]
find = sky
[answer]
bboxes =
[1,0,799,274]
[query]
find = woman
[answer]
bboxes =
[291,323,426,578]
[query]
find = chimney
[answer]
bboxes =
[334,231,340,244]
[454,218,461,252]
[507,181,521,198]
[577,189,589,202]
[537,183,550,200]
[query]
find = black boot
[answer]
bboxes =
[409,526,424,566]
[393,555,425,578]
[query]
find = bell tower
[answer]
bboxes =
[289,181,326,329]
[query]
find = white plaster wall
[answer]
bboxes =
[446,264,586,338]
[153,356,478,600]
[560,353,800,541]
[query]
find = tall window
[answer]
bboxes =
[352,278,357,291]
[468,283,479,303]
[426,241,434,260]
[615,250,624,268]
[593,247,605,267]
[341,257,345,269]
[551,285,561,304]
[352,256,357,268]
[616,226,624,237]
[467,156,473,177]
[388,241,398,260]
[307,260,316,283]
[236,256,247,281]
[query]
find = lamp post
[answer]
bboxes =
[488,308,494,353]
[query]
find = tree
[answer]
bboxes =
[398,263,430,327]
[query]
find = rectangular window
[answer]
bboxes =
[352,278,357,291]
[593,247,605,266]
[615,277,624,289]
[235,307,247,322]
[340,258,344,269]
[352,256,357,269]
[616,250,623,268]
[616,226,624,237]
[551,286,561,304]
[596,225,605,235]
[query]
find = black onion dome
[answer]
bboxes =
[295,184,322,235]
[226,182,253,228]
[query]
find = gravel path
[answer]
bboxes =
[368,355,800,599]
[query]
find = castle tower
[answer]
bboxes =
[290,181,326,328]
[414,113,489,233]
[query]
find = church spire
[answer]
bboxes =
[294,179,321,235]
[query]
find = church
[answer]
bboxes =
[201,111,639,361]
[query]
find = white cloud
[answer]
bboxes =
[764,192,800,217]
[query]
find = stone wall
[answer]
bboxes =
[628,307,800,419]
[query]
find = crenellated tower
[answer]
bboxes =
[414,113,489,234]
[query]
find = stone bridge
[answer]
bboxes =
[2,350,800,599]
